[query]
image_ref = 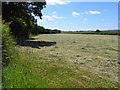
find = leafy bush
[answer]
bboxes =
[95,29,101,32]
[2,22,17,66]
[2,22,48,88]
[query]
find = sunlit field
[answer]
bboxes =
[2,1,118,88]
[15,34,119,88]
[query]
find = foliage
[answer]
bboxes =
[2,22,16,66]
[2,24,118,88]
[96,29,101,32]
[2,22,48,88]
[2,1,61,42]
[2,51,48,88]
[2,2,46,41]
[32,25,61,35]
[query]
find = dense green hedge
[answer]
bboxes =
[2,22,17,66]
[2,22,48,88]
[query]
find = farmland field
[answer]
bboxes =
[17,34,119,88]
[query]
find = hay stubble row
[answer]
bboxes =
[17,34,119,88]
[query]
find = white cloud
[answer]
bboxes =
[46,0,70,5]
[42,15,54,20]
[89,10,101,14]
[58,17,64,19]
[42,13,64,21]
[37,20,46,23]
[52,15,64,19]
[72,12,80,16]
[42,15,52,19]
[81,11,101,15]
[53,12,56,14]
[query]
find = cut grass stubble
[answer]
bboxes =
[3,34,118,88]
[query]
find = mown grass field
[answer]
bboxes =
[62,31,120,35]
[3,34,119,88]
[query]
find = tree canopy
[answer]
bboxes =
[2,2,46,40]
[95,29,101,32]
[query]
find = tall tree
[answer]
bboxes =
[2,2,46,40]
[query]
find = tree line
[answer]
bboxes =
[31,25,61,35]
[2,2,61,43]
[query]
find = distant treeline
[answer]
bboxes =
[62,30,120,35]
[32,25,61,35]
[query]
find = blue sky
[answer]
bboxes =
[36,1,118,31]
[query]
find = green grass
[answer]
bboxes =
[2,32,119,88]
[2,22,48,88]
[3,48,118,88]
[62,31,120,35]
[2,50,48,88]
[107,48,120,52]
[25,52,118,88]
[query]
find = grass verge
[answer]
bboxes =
[2,50,48,88]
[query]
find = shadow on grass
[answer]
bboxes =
[20,40,56,49]
[29,38,38,40]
